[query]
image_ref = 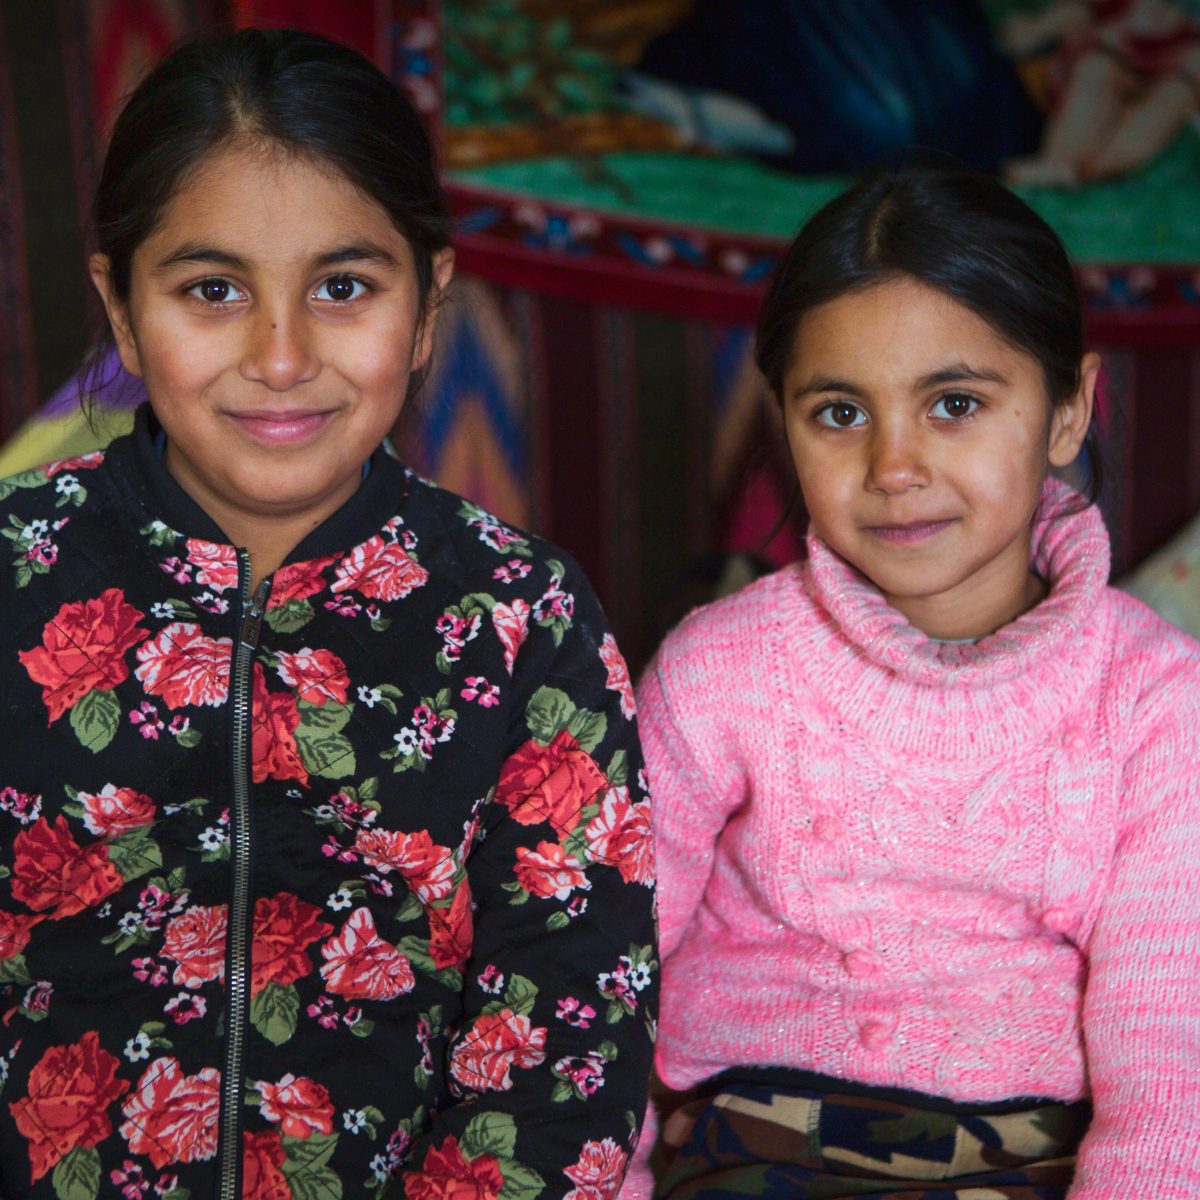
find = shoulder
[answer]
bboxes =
[651,562,808,681]
[1098,585,1200,741]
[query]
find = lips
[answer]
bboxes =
[225,409,337,446]
[865,518,957,545]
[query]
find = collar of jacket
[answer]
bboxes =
[102,402,413,566]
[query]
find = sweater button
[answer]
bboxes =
[858,1021,891,1050]
[1058,725,1086,752]
[844,950,879,977]
[812,815,840,841]
[1042,907,1074,935]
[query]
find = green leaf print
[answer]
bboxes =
[0,467,50,501]
[502,974,538,1017]
[545,911,569,932]
[524,687,574,744]
[264,598,315,634]
[0,954,31,986]
[68,689,121,754]
[460,1111,517,1160]
[498,1160,546,1200]
[565,708,606,754]
[250,981,300,1045]
[397,935,463,991]
[607,749,628,787]
[296,700,356,780]
[282,1132,342,1200]
[50,1145,101,1200]
[106,827,163,883]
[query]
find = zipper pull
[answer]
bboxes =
[239,578,272,649]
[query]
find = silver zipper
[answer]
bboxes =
[218,559,271,1200]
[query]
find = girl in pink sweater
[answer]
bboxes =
[626,166,1200,1199]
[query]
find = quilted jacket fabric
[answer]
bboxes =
[0,406,656,1200]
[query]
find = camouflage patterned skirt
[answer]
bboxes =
[653,1068,1091,1199]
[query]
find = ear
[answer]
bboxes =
[1047,351,1100,469]
[412,247,455,372]
[88,253,143,378]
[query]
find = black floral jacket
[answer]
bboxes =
[0,407,656,1200]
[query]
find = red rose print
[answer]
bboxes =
[120,1056,220,1168]
[19,589,149,722]
[268,556,338,609]
[490,600,530,676]
[354,828,456,903]
[251,893,332,997]
[449,1008,546,1094]
[11,816,123,919]
[428,882,473,971]
[185,540,239,593]
[564,1138,628,1200]
[514,841,590,901]
[78,784,156,838]
[161,904,227,988]
[274,648,350,706]
[583,788,654,885]
[0,908,39,961]
[599,634,636,720]
[251,665,308,786]
[256,1073,334,1138]
[9,1031,130,1180]
[404,1135,504,1200]
[320,906,414,1000]
[331,535,429,602]
[244,1129,292,1200]
[44,451,104,477]
[134,623,231,709]
[496,731,607,837]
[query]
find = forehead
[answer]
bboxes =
[137,141,407,265]
[787,277,1036,382]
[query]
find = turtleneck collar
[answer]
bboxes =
[802,476,1111,691]
[101,403,412,568]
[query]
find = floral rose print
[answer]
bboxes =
[77,783,156,838]
[331,535,429,602]
[491,599,530,676]
[251,892,333,996]
[161,904,227,988]
[120,1056,220,1168]
[19,588,149,721]
[353,828,456,903]
[320,906,415,1000]
[428,882,474,971]
[564,1137,628,1200]
[252,665,307,786]
[0,907,39,962]
[275,647,350,706]
[256,1073,335,1138]
[599,634,636,721]
[243,1129,290,1200]
[268,555,339,608]
[496,731,608,837]
[450,1008,547,1094]
[584,788,654,885]
[134,623,232,709]
[515,842,591,901]
[404,1135,503,1200]
[9,1031,130,1180]
[184,539,238,593]
[11,815,123,918]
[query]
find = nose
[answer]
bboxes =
[865,427,930,495]
[239,303,320,391]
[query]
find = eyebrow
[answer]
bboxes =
[152,241,400,273]
[790,362,1010,401]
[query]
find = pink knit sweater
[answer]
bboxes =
[624,481,1200,1199]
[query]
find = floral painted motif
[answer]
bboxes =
[0,422,654,1200]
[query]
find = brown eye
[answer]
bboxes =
[316,275,366,302]
[198,279,232,303]
[932,394,979,420]
[816,401,866,429]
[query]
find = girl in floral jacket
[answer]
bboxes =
[0,28,655,1200]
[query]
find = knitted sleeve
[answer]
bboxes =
[621,629,747,1198]
[1070,647,1200,1199]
